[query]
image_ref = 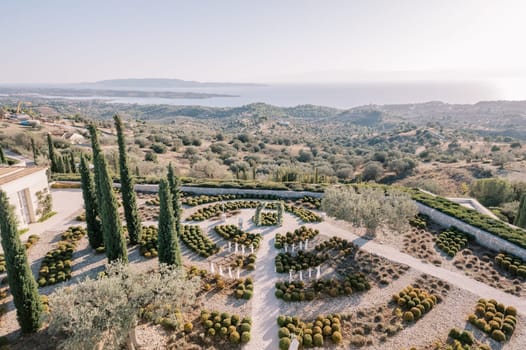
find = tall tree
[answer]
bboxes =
[56,154,65,173]
[167,163,181,235]
[69,152,76,173]
[0,190,43,333]
[79,155,103,249]
[62,155,71,173]
[157,178,182,267]
[89,124,128,263]
[47,133,57,172]
[114,115,141,245]
[0,145,6,164]
[515,193,526,229]
[31,138,38,165]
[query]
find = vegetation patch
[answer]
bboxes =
[187,201,259,221]
[392,285,438,323]
[234,278,254,300]
[200,310,252,345]
[277,314,343,349]
[468,298,518,342]
[213,224,262,248]
[436,227,471,257]
[180,225,220,258]
[138,225,159,258]
[411,190,526,249]
[495,252,526,278]
[274,226,319,249]
[38,226,86,287]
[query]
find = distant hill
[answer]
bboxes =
[77,78,265,89]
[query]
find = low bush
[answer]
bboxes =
[138,225,159,258]
[186,201,259,221]
[234,278,254,300]
[277,314,343,347]
[393,285,438,322]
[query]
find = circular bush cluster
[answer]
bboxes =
[469,298,517,342]
[495,252,526,278]
[436,227,470,257]
[253,212,279,226]
[294,196,321,210]
[214,225,262,248]
[392,285,437,322]
[201,310,251,344]
[182,193,286,207]
[231,253,257,270]
[187,201,259,221]
[277,314,343,348]
[38,226,86,287]
[408,214,429,229]
[138,225,159,258]
[274,226,319,249]
[235,278,254,300]
[284,204,322,223]
[180,225,220,258]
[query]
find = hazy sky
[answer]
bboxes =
[2,0,526,84]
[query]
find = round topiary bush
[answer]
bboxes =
[279,337,291,350]
[403,311,414,322]
[332,331,343,343]
[240,322,251,332]
[229,331,240,343]
[277,315,287,327]
[278,327,290,338]
[303,334,313,347]
[313,333,324,347]
[491,329,506,342]
[184,322,193,333]
[241,331,250,343]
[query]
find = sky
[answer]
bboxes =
[2,0,526,84]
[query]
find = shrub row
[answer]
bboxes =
[180,225,220,258]
[411,190,526,249]
[252,212,278,226]
[277,314,343,349]
[275,273,370,301]
[214,225,262,248]
[392,285,438,323]
[495,252,526,278]
[186,201,259,221]
[38,226,86,287]
[275,237,356,273]
[468,298,517,342]
[436,227,470,257]
[274,226,319,249]
[200,310,251,344]
[138,225,159,258]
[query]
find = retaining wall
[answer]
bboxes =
[416,202,526,260]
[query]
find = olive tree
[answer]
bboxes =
[46,261,200,350]
[322,186,417,235]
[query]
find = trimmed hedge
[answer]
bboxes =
[275,226,319,249]
[214,225,262,248]
[411,190,526,249]
[180,225,220,258]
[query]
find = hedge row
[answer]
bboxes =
[411,190,526,249]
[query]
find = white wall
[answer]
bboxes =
[0,169,49,228]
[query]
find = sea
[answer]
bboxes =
[33,79,526,109]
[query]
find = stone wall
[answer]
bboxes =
[416,202,526,260]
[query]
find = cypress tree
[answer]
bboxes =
[0,145,6,164]
[515,193,526,229]
[31,138,38,165]
[69,152,76,173]
[0,190,42,333]
[47,133,57,172]
[56,154,65,173]
[167,163,181,235]
[79,155,103,248]
[114,115,141,245]
[62,155,71,173]
[88,124,128,263]
[157,178,182,267]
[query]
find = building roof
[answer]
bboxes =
[0,167,47,186]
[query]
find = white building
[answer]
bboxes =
[0,167,50,228]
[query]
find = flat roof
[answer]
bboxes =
[0,167,47,186]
